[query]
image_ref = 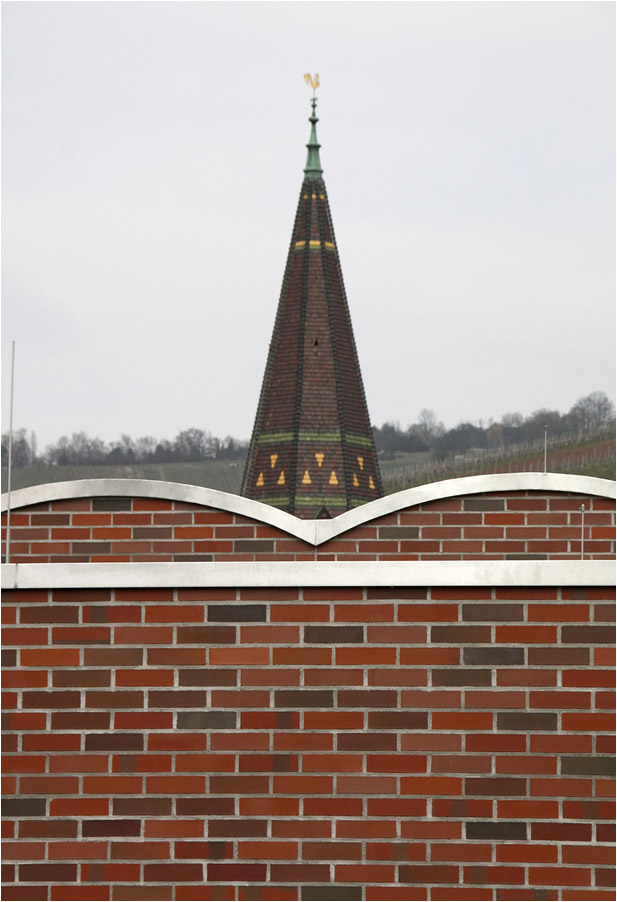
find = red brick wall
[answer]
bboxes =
[2,583,615,901]
[2,491,614,563]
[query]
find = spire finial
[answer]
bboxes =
[303,73,323,179]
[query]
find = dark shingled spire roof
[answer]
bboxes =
[241,97,383,519]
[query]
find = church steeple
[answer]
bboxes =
[242,82,383,519]
[304,96,323,178]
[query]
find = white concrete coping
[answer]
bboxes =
[2,560,614,590]
[2,473,615,547]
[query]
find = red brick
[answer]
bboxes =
[237,840,297,858]
[49,841,107,859]
[335,863,396,881]
[50,798,109,816]
[530,867,591,886]
[334,604,394,622]
[399,603,458,625]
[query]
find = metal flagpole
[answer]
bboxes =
[580,503,585,560]
[543,425,547,474]
[5,340,15,564]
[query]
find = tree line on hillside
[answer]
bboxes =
[1,391,614,471]
[373,390,614,459]
[1,428,249,470]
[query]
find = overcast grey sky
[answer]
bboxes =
[2,1,615,451]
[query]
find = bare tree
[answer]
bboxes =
[569,391,615,434]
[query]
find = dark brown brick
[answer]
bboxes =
[272,865,331,882]
[337,733,398,751]
[301,888,361,901]
[83,819,140,837]
[178,669,237,687]
[19,819,78,838]
[367,589,427,600]
[463,647,524,665]
[497,712,557,731]
[72,542,112,554]
[113,798,171,816]
[562,625,615,644]
[561,757,616,776]
[2,649,17,667]
[177,626,236,644]
[368,711,428,730]
[432,625,491,643]
[1,798,46,817]
[433,670,491,687]
[22,691,80,709]
[175,841,230,859]
[86,691,143,709]
[234,540,274,552]
[177,711,236,730]
[399,865,460,883]
[133,527,172,539]
[20,606,79,623]
[596,868,617,888]
[208,605,266,622]
[52,712,110,730]
[463,499,505,511]
[466,778,526,796]
[176,798,235,816]
[92,499,132,511]
[304,626,364,644]
[466,822,527,840]
[208,863,267,881]
[275,690,334,708]
[85,734,144,752]
[20,863,77,881]
[84,648,143,666]
[0,888,47,901]
[53,669,110,688]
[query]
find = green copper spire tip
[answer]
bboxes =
[304,96,323,179]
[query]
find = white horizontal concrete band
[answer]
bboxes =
[2,473,614,547]
[2,560,613,590]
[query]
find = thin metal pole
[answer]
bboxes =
[5,340,15,564]
[580,503,585,560]
[543,425,547,474]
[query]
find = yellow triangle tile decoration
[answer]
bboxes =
[329,470,338,486]
[302,470,312,485]
[270,453,278,469]
[315,453,324,467]
[357,456,364,470]
[369,475,375,490]
[256,472,264,487]
[277,470,285,485]
[353,473,360,487]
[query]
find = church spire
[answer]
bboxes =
[304,95,323,178]
[303,72,323,178]
[242,79,383,519]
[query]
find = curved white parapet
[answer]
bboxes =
[1,473,615,547]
